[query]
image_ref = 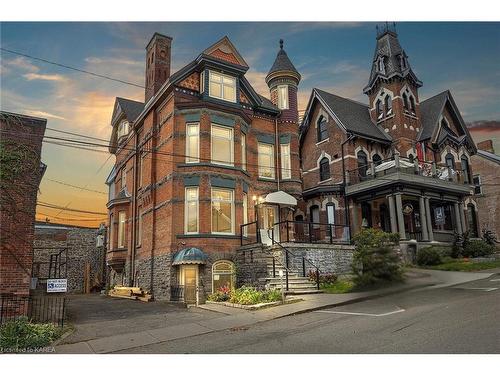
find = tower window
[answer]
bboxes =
[377,56,386,74]
[402,93,409,110]
[384,95,392,115]
[277,85,289,110]
[319,157,330,181]
[409,96,416,112]
[376,99,383,120]
[445,153,456,170]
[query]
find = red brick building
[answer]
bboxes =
[106,34,303,302]
[470,140,500,240]
[0,111,47,311]
[299,24,478,250]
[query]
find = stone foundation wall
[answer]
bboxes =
[235,244,269,289]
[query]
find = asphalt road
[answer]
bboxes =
[121,273,500,354]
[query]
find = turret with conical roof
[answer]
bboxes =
[266,39,301,123]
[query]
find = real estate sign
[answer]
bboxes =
[47,278,67,293]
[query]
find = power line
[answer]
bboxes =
[0,47,145,89]
[44,178,107,195]
[46,126,109,142]
[37,211,105,222]
[37,201,107,215]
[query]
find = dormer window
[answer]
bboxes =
[277,85,289,110]
[209,71,236,103]
[117,120,129,141]
[377,56,386,74]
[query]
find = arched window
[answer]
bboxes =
[445,153,455,170]
[372,154,382,166]
[408,154,415,163]
[310,205,320,228]
[376,99,383,119]
[212,260,234,292]
[384,95,392,115]
[357,151,368,178]
[326,203,335,225]
[319,157,330,181]
[402,93,409,110]
[409,96,416,112]
[317,115,328,142]
[467,204,478,237]
[461,156,471,184]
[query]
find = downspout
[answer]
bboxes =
[129,129,139,287]
[275,117,280,191]
[341,133,355,241]
[150,114,158,299]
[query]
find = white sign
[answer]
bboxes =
[47,279,67,293]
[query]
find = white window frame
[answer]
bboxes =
[185,187,199,234]
[327,204,335,225]
[211,188,235,235]
[118,120,129,140]
[258,142,275,179]
[280,143,291,179]
[186,122,200,163]
[208,71,236,103]
[211,124,234,166]
[277,85,289,110]
[241,133,247,171]
[200,71,205,93]
[118,211,126,249]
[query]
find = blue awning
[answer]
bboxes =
[172,247,208,265]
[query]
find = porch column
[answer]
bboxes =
[387,194,398,234]
[395,193,406,240]
[454,202,463,236]
[459,202,467,234]
[419,195,429,241]
[424,197,434,242]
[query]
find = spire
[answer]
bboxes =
[363,23,422,94]
[266,39,301,87]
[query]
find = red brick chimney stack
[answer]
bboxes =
[477,139,495,153]
[145,33,172,103]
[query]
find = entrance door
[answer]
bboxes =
[181,265,198,304]
[260,205,279,245]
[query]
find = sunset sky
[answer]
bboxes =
[1,22,499,227]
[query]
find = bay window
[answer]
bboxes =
[241,133,247,170]
[186,123,199,163]
[118,211,126,248]
[281,143,291,179]
[211,188,234,234]
[211,124,233,166]
[258,143,275,179]
[209,71,236,102]
[185,187,199,234]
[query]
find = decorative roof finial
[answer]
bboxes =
[279,39,284,50]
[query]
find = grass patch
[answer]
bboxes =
[0,317,63,352]
[425,259,500,272]
[321,280,355,294]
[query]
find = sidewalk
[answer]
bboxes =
[55,270,439,354]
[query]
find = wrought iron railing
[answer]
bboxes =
[170,285,184,302]
[275,220,350,244]
[0,294,66,327]
[240,221,259,246]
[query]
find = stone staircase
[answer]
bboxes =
[261,245,323,295]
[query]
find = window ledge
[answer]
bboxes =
[315,138,330,146]
[178,162,250,176]
[258,177,276,182]
[318,178,332,184]
[376,114,395,123]
[177,234,239,239]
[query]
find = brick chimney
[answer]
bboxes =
[477,139,495,153]
[145,33,172,103]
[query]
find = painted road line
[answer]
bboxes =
[455,287,498,292]
[314,308,405,317]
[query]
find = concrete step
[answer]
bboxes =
[285,289,324,295]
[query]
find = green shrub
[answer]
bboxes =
[261,289,282,303]
[351,228,403,287]
[0,317,62,351]
[462,240,495,258]
[206,285,231,302]
[417,246,443,266]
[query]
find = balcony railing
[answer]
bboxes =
[347,154,471,186]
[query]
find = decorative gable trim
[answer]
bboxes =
[202,36,248,68]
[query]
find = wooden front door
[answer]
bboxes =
[181,265,198,304]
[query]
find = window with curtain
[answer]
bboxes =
[277,85,289,109]
[211,124,233,166]
[317,115,328,142]
[241,133,246,170]
[118,211,126,248]
[327,203,335,225]
[319,157,330,181]
[258,143,275,179]
[186,123,199,163]
[211,188,234,234]
[209,71,236,102]
[185,187,199,233]
[280,143,291,179]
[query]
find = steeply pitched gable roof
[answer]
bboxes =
[202,36,248,68]
[302,88,391,143]
[112,97,144,125]
[418,91,448,141]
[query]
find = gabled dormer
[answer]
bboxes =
[109,97,144,153]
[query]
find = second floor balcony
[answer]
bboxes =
[345,154,473,196]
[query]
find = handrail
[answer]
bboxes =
[269,227,321,291]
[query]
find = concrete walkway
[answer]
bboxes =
[54,268,493,354]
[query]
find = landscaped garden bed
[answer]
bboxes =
[206,286,299,310]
